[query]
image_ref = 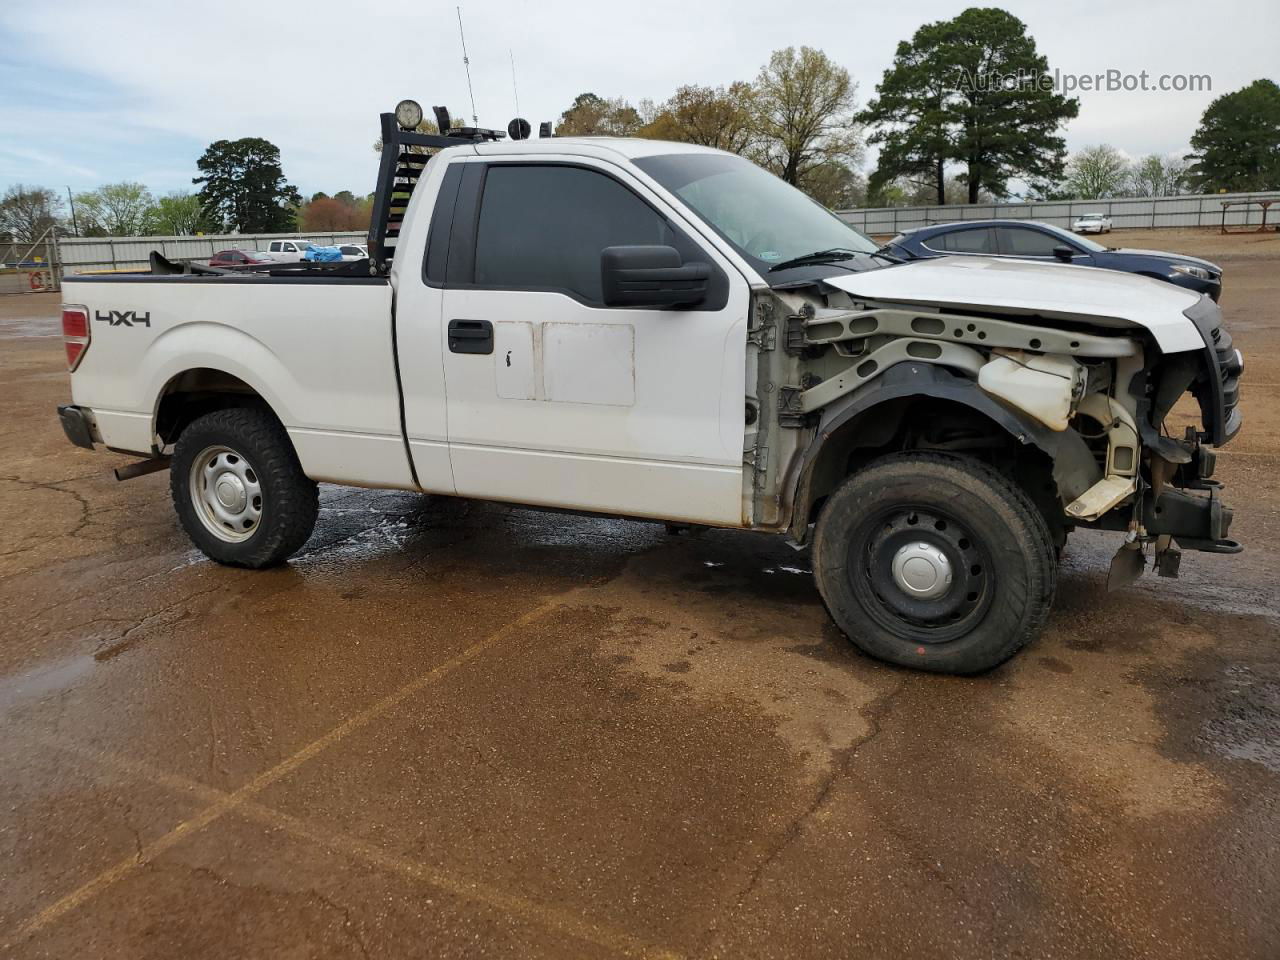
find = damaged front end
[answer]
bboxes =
[1090,294,1244,586]
[748,284,1243,589]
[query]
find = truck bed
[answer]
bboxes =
[62,273,414,489]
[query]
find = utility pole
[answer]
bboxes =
[66,186,80,237]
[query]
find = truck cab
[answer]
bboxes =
[54,102,1244,674]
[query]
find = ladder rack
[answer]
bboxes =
[367,111,503,274]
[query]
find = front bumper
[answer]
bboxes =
[1141,487,1239,552]
[57,404,95,450]
[1094,441,1240,553]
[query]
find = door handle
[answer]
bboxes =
[448,319,493,355]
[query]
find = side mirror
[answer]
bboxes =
[601,245,709,308]
[1052,244,1075,262]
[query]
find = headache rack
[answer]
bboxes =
[367,108,506,275]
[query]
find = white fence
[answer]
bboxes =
[58,231,367,275]
[836,191,1280,236]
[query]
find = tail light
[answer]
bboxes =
[62,304,90,371]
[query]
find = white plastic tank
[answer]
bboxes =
[977,350,1083,431]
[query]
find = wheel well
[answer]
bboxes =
[155,369,272,446]
[798,396,1065,546]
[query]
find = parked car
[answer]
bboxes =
[338,244,369,261]
[208,249,271,269]
[54,101,1243,676]
[881,219,1223,301]
[1072,213,1113,234]
[264,239,315,262]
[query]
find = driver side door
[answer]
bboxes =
[439,156,751,526]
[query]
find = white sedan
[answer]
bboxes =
[1072,213,1113,234]
[338,244,368,261]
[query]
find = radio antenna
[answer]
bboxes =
[509,48,520,117]
[456,6,479,126]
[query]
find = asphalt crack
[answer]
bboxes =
[701,676,909,951]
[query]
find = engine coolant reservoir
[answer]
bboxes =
[977,350,1084,431]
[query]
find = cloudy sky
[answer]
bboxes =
[1,0,1276,202]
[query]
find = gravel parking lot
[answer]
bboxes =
[2,228,1278,959]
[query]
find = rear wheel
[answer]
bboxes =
[812,452,1055,674]
[171,407,318,567]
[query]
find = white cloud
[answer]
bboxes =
[0,145,99,182]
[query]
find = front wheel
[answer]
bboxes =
[171,407,318,568]
[812,452,1055,674]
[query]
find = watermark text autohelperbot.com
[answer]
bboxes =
[960,68,1212,94]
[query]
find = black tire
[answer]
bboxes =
[170,406,318,568]
[812,452,1055,674]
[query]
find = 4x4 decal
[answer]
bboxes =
[94,310,151,327]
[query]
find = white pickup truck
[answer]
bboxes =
[262,239,316,262]
[55,102,1243,673]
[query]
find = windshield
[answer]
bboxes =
[633,153,877,271]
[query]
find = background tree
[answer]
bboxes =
[642,83,758,153]
[194,137,301,233]
[298,193,371,232]
[0,185,63,243]
[149,192,208,235]
[799,161,868,209]
[859,32,956,204]
[946,8,1078,202]
[863,8,1077,204]
[872,172,984,206]
[1186,78,1280,192]
[74,182,155,236]
[1063,144,1131,199]
[556,93,643,136]
[751,46,863,197]
[1129,153,1189,198]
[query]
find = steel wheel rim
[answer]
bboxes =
[189,445,263,543]
[848,505,993,644]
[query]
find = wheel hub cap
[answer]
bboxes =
[214,474,247,512]
[891,541,953,600]
[189,445,262,543]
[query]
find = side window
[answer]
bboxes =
[473,164,674,303]
[269,242,281,252]
[933,227,995,254]
[998,227,1062,257]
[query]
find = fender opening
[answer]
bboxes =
[796,396,1065,549]
[155,369,272,448]
[787,365,1101,550]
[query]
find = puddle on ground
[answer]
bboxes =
[0,316,60,338]
[0,654,95,713]
[1199,664,1280,773]
[1062,530,1280,622]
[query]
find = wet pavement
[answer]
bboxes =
[2,230,1278,959]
